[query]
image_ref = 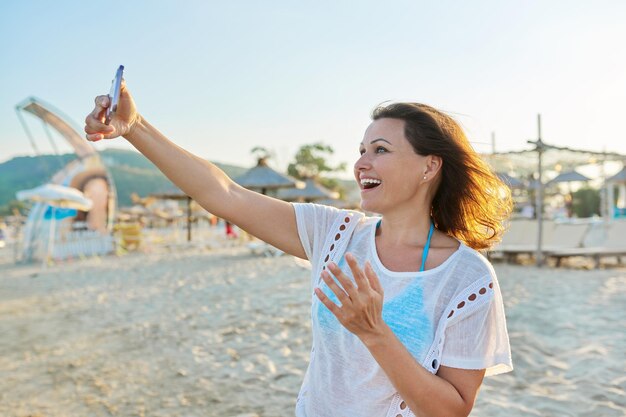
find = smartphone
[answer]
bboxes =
[105,65,124,125]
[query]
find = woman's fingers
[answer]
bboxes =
[327,261,358,299]
[344,253,371,292]
[84,95,115,141]
[314,288,341,315]
[320,270,351,305]
[364,261,384,295]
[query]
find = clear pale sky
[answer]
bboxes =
[1,1,625,176]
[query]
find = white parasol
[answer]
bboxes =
[17,184,93,266]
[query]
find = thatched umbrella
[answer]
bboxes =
[277,178,339,202]
[606,167,626,183]
[546,170,592,199]
[149,188,193,242]
[234,157,303,195]
[547,170,591,185]
[496,172,524,189]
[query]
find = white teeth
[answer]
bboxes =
[360,178,382,186]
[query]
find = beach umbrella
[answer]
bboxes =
[606,167,626,183]
[16,183,93,266]
[277,178,340,202]
[547,170,591,185]
[496,173,524,189]
[234,158,304,195]
[149,188,194,242]
[17,183,93,210]
[547,170,592,198]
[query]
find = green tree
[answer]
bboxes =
[288,143,346,178]
[287,142,347,197]
[250,146,274,163]
[572,187,600,218]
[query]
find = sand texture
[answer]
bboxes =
[0,247,624,416]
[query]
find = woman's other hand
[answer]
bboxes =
[84,80,140,142]
[315,252,387,344]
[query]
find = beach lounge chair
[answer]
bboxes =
[491,220,590,264]
[546,221,626,267]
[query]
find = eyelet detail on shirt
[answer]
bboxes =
[431,359,439,370]
[446,281,493,321]
[319,215,355,279]
[389,393,415,417]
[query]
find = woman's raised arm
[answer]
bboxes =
[84,81,307,259]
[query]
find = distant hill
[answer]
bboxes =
[0,148,360,216]
[0,149,248,210]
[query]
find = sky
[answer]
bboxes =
[1,0,625,178]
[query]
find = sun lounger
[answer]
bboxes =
[491,220,590,263]
[545,221,626,267]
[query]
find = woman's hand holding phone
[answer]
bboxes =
[84,67,141,142]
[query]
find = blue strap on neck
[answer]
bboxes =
[375,219,435,272]
[420,221,435,272]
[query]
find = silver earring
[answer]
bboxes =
[423,176,427,180]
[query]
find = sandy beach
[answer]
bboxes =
[1,243,624,417]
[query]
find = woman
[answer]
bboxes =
[85,83,513,417]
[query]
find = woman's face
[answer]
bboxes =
[354,118,429,214]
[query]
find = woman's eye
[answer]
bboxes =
[375,146,387,154]
[359,149,365,155]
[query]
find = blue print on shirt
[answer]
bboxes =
[316,256,348,332]
[382,280,431,360]
[315,256,431,360]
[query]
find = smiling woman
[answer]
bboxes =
[85,81,513,417]
[368,103,512,250]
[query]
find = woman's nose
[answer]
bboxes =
[354,153,371,172]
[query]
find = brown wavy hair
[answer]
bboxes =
[371,102,512,250]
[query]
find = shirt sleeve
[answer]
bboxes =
[292,203,342,266]
[440,276,513,377]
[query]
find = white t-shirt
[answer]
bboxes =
[292,203,513,417]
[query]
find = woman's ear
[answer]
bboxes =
[423,155,442,179]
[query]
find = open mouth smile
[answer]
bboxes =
[360,178,382,190]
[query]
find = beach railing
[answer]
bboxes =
[52,230,114,260]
